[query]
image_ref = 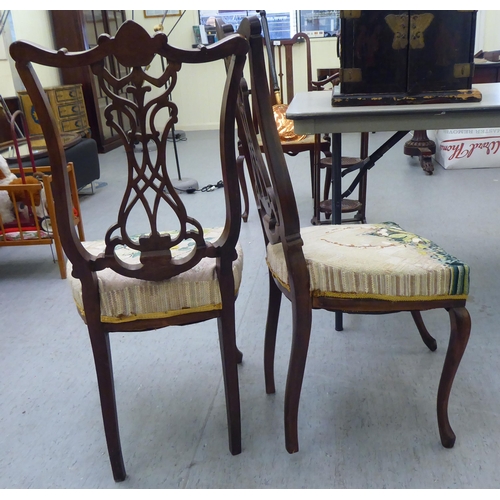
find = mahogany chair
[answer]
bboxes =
[313,127,370,225]
[238,16,471,454]
[11,20,248,481]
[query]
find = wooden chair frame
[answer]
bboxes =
[238,15,471,454]
[0,163,84,278]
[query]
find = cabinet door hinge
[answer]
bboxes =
[340,11,361,19]
[454,63,472,78]
[340,68,362,83]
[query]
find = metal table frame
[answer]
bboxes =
[287,83,500,224]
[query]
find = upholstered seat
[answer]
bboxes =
[266,222,469,301]
[68,228,244,324]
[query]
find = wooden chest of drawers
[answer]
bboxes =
[18,84,90,137]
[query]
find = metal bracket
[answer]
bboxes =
[454,63,472,78]
[340,11,361,19]
[340,68,362,83]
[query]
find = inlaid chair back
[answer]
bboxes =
[10,20,248,481]
[239,16,471,455]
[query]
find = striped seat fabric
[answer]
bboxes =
[68,228,244,324]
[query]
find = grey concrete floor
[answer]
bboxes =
[1,129,500,488]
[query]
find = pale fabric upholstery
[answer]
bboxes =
[68,228,244,324]
[266,222,469,301]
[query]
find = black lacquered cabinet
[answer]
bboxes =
[335,10,479,106]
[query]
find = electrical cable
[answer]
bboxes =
[173,180,224,194]
[166,11,186,37]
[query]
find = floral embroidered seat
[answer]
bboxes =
[266,222,469,301]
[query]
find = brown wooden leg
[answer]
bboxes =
[309,150,315,199]
[53,231,67,279]
[437,306,471,448]
[81,273,126,481]
[404,130,436,157]
[237,154,250,222]
[322,167,332,221]
[404,130,436,175]
[264,272,282,394]
[419,148,435,175]
[312,150,321,225]
[216,258,242,455]
[411,310,437,351]
[43,176,67,278]
[88,328,127,482]
[284,297,312,454]
[323,167,331,205]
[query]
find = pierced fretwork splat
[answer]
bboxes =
[87,27,207,281]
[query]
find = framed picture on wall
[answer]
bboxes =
[144,11,181,18]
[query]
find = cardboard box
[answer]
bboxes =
[430,128,500,169]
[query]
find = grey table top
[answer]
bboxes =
[286,83,500,135]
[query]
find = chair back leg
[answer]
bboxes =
[89,328,126,481]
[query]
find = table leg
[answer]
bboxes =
[331,133,342,225]
[331,133,343,330]
[404,130,436,175]
[331,131,410,223]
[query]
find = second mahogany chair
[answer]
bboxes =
[238,16,471,455]
[11,20,248,481]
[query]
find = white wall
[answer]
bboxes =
[126,10,340,131]
[2,10,499,131]
[0,10,340,131]
[483,10,500,51]
[1,10,59,96]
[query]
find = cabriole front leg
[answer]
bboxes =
[437,306,471,448]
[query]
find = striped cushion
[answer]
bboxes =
[266,222,469,301]
[68,228,243,324]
